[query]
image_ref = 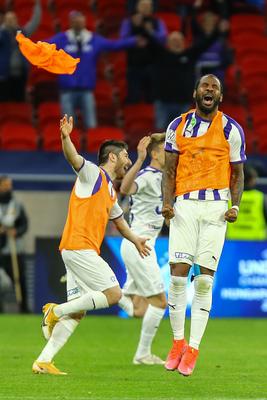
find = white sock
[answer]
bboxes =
[190,274,214,350]
[118,295,134,317]
[168,276,187,340]
[134,304,165,359]
[54,291,109,318]
[37,317,79,362]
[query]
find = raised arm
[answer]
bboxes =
[60,115,83,171]
[120,136,151,195]
[162,151,179,220]
[24,0,41,37]
[112,216,151,258]
[225,163,244,223]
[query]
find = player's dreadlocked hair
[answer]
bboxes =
[147,133,166,158]
[98,140,128,165]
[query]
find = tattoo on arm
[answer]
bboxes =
[162,152,179,206]
[230,163,244,207]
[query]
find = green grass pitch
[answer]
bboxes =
[0,315,266,400]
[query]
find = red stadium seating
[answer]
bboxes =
[38,102,61,128]
[107,53,127,84]
[220,103,249,129]
[0,122,37,150]
[96,0,126,34]
[156,12,181,32]
[86,126,125,152]
[30,19,56,42]
[0,102,32,125]
[123,104,155,148]
[27,68,59,105]
[41,122,81,151]
[250,103,267,128]
[12,0,51,25]
[232,36,267,62]
[230,14,265,36]
[95,80,118,107]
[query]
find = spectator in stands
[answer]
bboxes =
[191,0,233,84]
[227,165,267,240]
[127,0,158,14]
[119,0,167,103]
[0,0,41,102]
[0,176,29,313]
[152,22,228,131]
[47,11,142,130]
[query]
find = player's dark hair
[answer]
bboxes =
[147,133,166,158]
[194,74,223,94]
[98,140,128,165]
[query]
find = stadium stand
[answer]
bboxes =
[41,122,81,151]
[0,102,33,125]
[0,0,266,155]
[0,121,37,150]
[86,126,125,152]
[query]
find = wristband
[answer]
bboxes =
[231,205,239,212]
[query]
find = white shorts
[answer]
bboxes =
[61,249,119,301]
[121,238,164,297]
[169,200,228,271]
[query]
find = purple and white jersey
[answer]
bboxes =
[75,160,123,220]
[165,111,246,201]
[129,166,164,239]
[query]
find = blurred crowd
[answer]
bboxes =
[0,0,265,133]
[0,0,267,153]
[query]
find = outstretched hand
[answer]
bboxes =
[60,114,73,139]
[137,136,151,162]
[134,237,151,258]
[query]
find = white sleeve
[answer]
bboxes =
[165,117,182,153]
[109,199,123,220]
[228,123,246,163]
[74,160,102,198]
[75,159,100,184]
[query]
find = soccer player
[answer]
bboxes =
[32,115,151,375]
[162,74,245,376]
[118,133,167,365]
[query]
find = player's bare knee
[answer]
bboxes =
[159,297,168,309]
[105,286,122,306]
[133,308,146,318]
[171,262,191,277]
[148,293,167,309]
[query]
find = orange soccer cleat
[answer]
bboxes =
[32,361,67,375]
[165,339,188,371]
[178,346,199,376]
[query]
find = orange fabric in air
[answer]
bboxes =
[59,169,116,254]
[175,110,230,196]
[16,32,80,74]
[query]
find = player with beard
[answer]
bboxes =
[32,115,151,375]
[162,74,246,376]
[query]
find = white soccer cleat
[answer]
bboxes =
[133,354,165,365]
